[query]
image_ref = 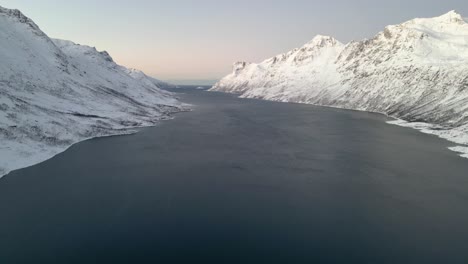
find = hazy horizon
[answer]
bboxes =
[1,0,467,81]
[165,79,219,86]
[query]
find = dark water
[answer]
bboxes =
[2,87,468,264]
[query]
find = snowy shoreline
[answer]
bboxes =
[387,119,468,159]
[215,91,468,159]
[310,103,468,159]
[1,128,139,179]
[302,101,468,159]
[305,100,468,159]
[294,98,468,159]
[0,108,193,179]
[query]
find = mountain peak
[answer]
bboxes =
[393,10,468,40]
[0,5,44,35]
[306,35,341,47]
[1,6,32,24]
[400,10,466,29]
[437,10,463,21]
[415,10,466,25]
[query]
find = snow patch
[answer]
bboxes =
[449,146,468,158]
[387,120,468,159]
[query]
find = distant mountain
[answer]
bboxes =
[211,11,468,158]
[168,80,219,86]
[0,6,183,177]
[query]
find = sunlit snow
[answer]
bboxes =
[0,6,186,177]
[211,11,468,159]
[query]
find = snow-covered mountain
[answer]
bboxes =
[125,68,176,90]
[0,6,184,177]
[211,11,468,158]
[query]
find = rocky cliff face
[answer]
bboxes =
[0,6,183,177]
[211,11,468,157]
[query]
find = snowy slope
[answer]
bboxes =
[0,6,184,177]
[125,68,176,90]
[211,11,468,158]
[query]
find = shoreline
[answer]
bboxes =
[0,107,193,180]
[210,90,468,160]
[4,88,467,181]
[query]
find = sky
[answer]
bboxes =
[1,0,467,84]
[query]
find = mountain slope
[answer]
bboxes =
[211,11,468,158]
[125,68,176,90]
[0,6,183,177]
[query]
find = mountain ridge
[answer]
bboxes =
[211,11,468,158]
[0,5,183,177]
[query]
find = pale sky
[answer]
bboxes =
[1,0,467,84]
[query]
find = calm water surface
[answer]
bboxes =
[1,87,468,263]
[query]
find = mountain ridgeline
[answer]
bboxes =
[0,6,183,177]
[211,11,468,156]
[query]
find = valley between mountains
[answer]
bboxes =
[2,7,468,178]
